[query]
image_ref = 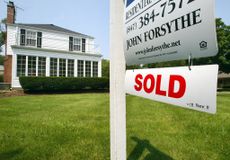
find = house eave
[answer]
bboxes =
[11,45,103,58]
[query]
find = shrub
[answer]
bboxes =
[0,75,3,82]
[19,77,109,92]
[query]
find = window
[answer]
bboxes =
[59,58,66,77]
[69,37,82,52]
[77,60,84,77]
[38,57,46,76]
[28,56,36,76]
[68,59,74,77]
[17,55,26,77]
[74,38,81,51]
[93,61,98,77]
[20,29,26,46]
[69,37,73,51]
[37,32,42,48]
[82,38,86,52]
[50,58,57,77]
[85,61,91,77]
[20,29,42,48]
[26,30,37,47]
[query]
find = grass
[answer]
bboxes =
[0,93,229,160]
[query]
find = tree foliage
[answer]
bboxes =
[0,18,6,48]
[102,59,110,78]
[0,32,6,48]
[194,18,230,73]
[0,55,4,65]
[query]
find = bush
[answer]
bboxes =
[19,77,109,92]
[0,75,3,82]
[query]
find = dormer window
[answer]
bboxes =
[74,38,81,51]
[26,30,36,46]
[20,29,42,48]
[69,37,86,52]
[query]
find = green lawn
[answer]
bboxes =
[0,93,229,160]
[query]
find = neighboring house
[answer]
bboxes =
[4,1,102,88]
[0,65,4,75]
[218,72,230,89]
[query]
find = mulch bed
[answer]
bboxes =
[0,90,26,98]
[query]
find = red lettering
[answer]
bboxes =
[134,74,143,91]
[143,74,155,93]
[155,75,166,96]
[168,75,186,98]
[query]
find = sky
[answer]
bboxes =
[0,0,229,58]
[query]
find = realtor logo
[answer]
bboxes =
[126,0,135,7]
[200,41,208,50]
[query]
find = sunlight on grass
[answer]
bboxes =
[0,93,229,160]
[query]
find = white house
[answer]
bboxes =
[4,1,102,88]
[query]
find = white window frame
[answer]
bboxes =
[25,30,37,47]
[85,61,91,77]
[16,55,26,77]
[67,59,74,77]
[59,58,66,77]
[50,58,58,77]
[93,61,98,77]
[73,38,81,51]
[27,56,37,77]
[77,60,84,77]
[38,57,46,77]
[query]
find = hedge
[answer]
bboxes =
[19,77,109,92]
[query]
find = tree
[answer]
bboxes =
[0,32,6,48]
[0,55,3,65]
[213,18,230,73]
[194,18,230,73]
[0,18,7,65]
[0,18,6,48]
[102,59,110,78]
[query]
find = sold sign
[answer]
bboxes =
[124,0,218,65]
[125,65,219,114]
[134,74,186,98]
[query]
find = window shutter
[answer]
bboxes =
[82,38,86,52]
[69,37,73,51]
[20,29,26,46]
[37,32,42,48]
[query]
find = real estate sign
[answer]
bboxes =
[124,0,218,65]
[125,65,219,114]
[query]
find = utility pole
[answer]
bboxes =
[110,0,126,159]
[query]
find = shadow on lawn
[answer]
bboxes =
[128,137,173,160]
[0,148,24,160]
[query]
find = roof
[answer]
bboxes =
[14,23,94,39]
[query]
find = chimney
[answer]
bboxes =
[7,1,16,24]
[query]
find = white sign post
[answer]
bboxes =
[125,65,219,114]
[110,0,126,160]
[124,0,218,65]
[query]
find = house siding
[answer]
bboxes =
[42,31,69,51]
[7,25,97,54]
[6,25,17,55]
